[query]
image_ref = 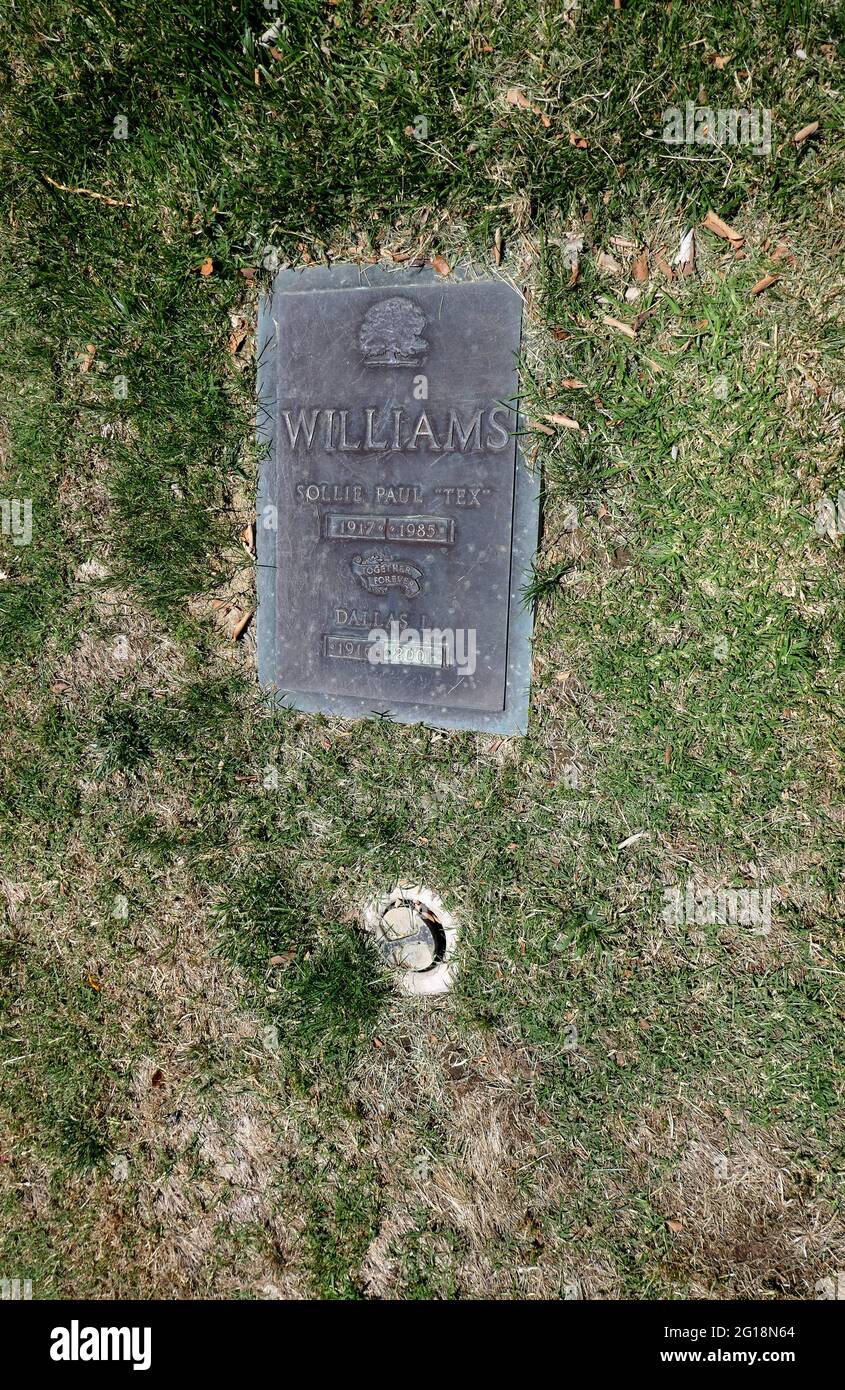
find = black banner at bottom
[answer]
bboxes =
[0,1298,840,1377]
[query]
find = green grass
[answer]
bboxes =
[216,866,389,1078]
[1,0,844,1300]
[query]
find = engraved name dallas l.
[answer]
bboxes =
[279,405,513,454]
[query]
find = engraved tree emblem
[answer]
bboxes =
[359,296,427,365]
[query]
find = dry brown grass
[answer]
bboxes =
[623,1105,845,1299]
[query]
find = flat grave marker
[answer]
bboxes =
[256,264,538,733]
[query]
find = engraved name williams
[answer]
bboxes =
[279,405,514,453]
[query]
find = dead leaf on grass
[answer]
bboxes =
[596,249,623,275]
[702,209,744,249]
[793,121,820,146]
[674,228,696,276]
[228,315,249,354]
[504,87,551,127]
[750,274,779,296]
[77,343,98,372]
[602,314,637,339]
[231,609,254,641]
[632,248,649,282]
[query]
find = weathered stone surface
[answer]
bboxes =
[256,264,538,733]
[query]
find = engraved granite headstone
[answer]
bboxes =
[256,265,538,733]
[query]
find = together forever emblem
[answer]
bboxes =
[351,550,423,597]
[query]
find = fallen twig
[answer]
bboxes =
[42,174,130,207]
